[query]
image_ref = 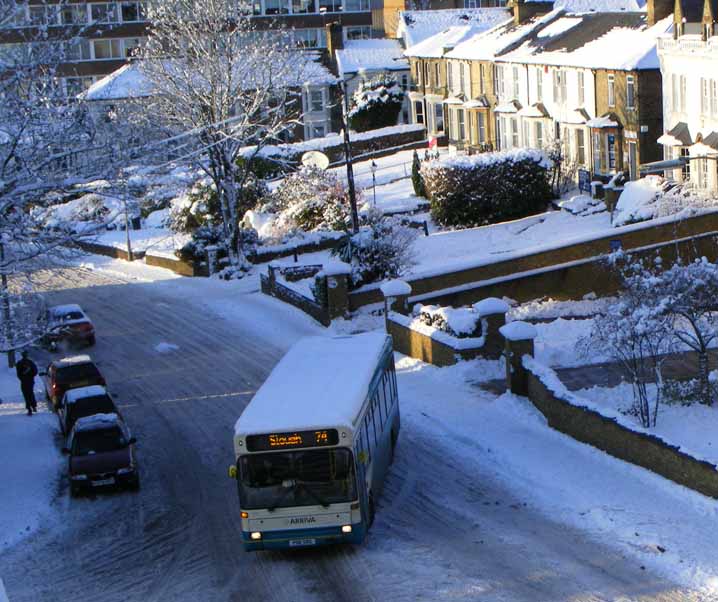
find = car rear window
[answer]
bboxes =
[56,364,101,384]
[73,427,127,456]
[69,396,116,421]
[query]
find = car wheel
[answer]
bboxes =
[368,493,375,529]
[70,483,81,498]
[87,335,96,346]
[129,477,140,492]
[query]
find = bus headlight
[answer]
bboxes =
[341,525,352,533]
[250,532,262,540]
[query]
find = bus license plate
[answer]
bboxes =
[92,478,115,486]
[289,538,316,547]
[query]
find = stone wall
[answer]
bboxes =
[77,241,145,262]
[144,253,208,277]
[525,362,718,499]
[348,211,718,310]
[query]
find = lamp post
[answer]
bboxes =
[340,73,363,233]
[371,160,377,206]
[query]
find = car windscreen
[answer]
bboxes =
[72,427,127,456]
[68,396,116,423]
[238,448,356,510]
[56,364,101,385]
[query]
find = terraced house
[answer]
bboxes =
[657,0,718,192]
[406,0,671,181]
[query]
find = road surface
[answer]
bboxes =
[2,265,706,601]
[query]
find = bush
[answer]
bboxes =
[260,165,352,234]
[177,223,258,267]
[411,150,426,197]
[422,149,553,228]
[414,304,482,338]
[333,214,416,287]
[348,75,405,133]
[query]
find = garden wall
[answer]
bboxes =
[386,312,488,367]
[523,359,718,499]
[348,210,718,310]
[144,252,208,277]
[77,240,145,262]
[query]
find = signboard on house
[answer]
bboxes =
[578,169,591,193]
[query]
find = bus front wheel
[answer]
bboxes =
[368,493,376,528]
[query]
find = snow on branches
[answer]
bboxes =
[348,75,405,133]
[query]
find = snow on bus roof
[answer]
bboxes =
[234,332,391,438]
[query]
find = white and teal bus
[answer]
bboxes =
[230,332,400,551]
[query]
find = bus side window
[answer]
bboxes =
[361,423,372,463]
[381,373,391,418]
[374,388,384,428]
[390,363,398,399]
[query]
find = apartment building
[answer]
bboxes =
[657,0,718,192]
[0,0,373,96]
[406,0,670,181]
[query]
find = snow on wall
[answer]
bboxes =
[393,311,486,351]
[499,321,538,341]
[380,279,412,297]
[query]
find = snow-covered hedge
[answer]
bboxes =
[413,304,482,338]
[614,176,718,227]
[348,75,405,133]
[421,149,553,228]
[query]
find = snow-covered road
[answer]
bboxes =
[1,263,712,601]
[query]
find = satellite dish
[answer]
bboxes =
[301,150,330,170]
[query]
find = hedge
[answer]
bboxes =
[421,149,553,228]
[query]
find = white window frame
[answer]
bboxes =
[535,67,542,102]
[577,71,585,107]
[308,89,324,113]
[607,74,615,108]
[702,78,710,115]
[512,65,519,99]
[626,75,635,110]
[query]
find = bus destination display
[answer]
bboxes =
[246,429,339,452]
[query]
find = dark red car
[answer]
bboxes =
[63,413,139,496]
[44,355,106,410]
[44,304,96,349]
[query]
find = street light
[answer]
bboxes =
[371,160,377,206]
[339,71,366,234]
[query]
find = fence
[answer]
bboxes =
[260,273,330,326]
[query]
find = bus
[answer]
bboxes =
[229,332,400,551]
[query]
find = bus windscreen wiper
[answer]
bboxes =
[295,481,330,508]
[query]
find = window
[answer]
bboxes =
[681,147,690,180]
[434,63,440,87]
[61,5,88,25]
[448,62,454,91]
[90,3,119,23]
[424,62,430,86]
[309,90,323,112]
[511,118,519,148]
[414,100,424,125]
[29,5,58,25]
[535,67,543,102]
[535,121,543,149]
[457,109,466,140]
[607,74,615,107]
[434,103,444,133]
[400,73,409,90]
[64,76,95,97]
[699,157,709,189]
[702,78,709,115]
[479,63,485,94]
[344,25,371,39]
[576,129,585,165]
[318,0,342,11]
[607,135,616,170]
[459,63,465,94]
[265,0,290,14]
[577,71,585,107]
[92,39,123,60]
[123,37,143,58]
[494,65,504,97]
[309,124,325,139]
[344,0,371,10]
[626,75,635,109]
[680,75,687,112]
[120,2,146,22]
[478,112,486,143]
[672,73,679,111]
[512,65,519,99]
[293,0,315,13]
[712,80,718,116]
[552,69,566,104]
[65,39,92,61]
[594,133,602,172]
[522,120,529,147]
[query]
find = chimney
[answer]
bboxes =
[647,0,674,25]
[325,22,344,74]
[512,0,554,25]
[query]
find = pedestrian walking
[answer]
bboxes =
[16,351,38,416]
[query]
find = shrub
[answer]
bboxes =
[411,150,426,197]
[414,304,482,338]
[261,165,352,234]
[422,149,553,228]
[177,223,258,267]
[348,75,405,133]
[333,214,416,287]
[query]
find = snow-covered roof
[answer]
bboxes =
[657,121,693,147]
[56,354,94,366]
[64,385,109,405]
[84,54,338,102]
[74,412,121,432]
[404,24,487,59]
[336,39,409,77]
[50,304,84,315]
[398,8,511,49]
[587,113,620,128]
[496,11,672,70]
[234,333,392,437]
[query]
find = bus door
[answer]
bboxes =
[354,443,370,526]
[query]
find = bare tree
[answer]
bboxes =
[582,255,674,427]
[137,0,324,274]
[655,258,718,406]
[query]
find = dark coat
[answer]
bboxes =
[16,358,38,384]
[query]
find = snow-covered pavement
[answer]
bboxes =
[2,258,716,601]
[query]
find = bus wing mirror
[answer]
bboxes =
[228,465,237,479]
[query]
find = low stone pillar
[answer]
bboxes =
[474,297,510,359]
[267,261,280,289]
[318,260,352,320]
[499,321,538,396]
[380,279,412,315]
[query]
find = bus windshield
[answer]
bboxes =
[238,448,357,510]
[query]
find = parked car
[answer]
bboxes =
[63,413,139,496]
[44,304,96,349]
[44,355,106,410]
[58,385,119,437]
